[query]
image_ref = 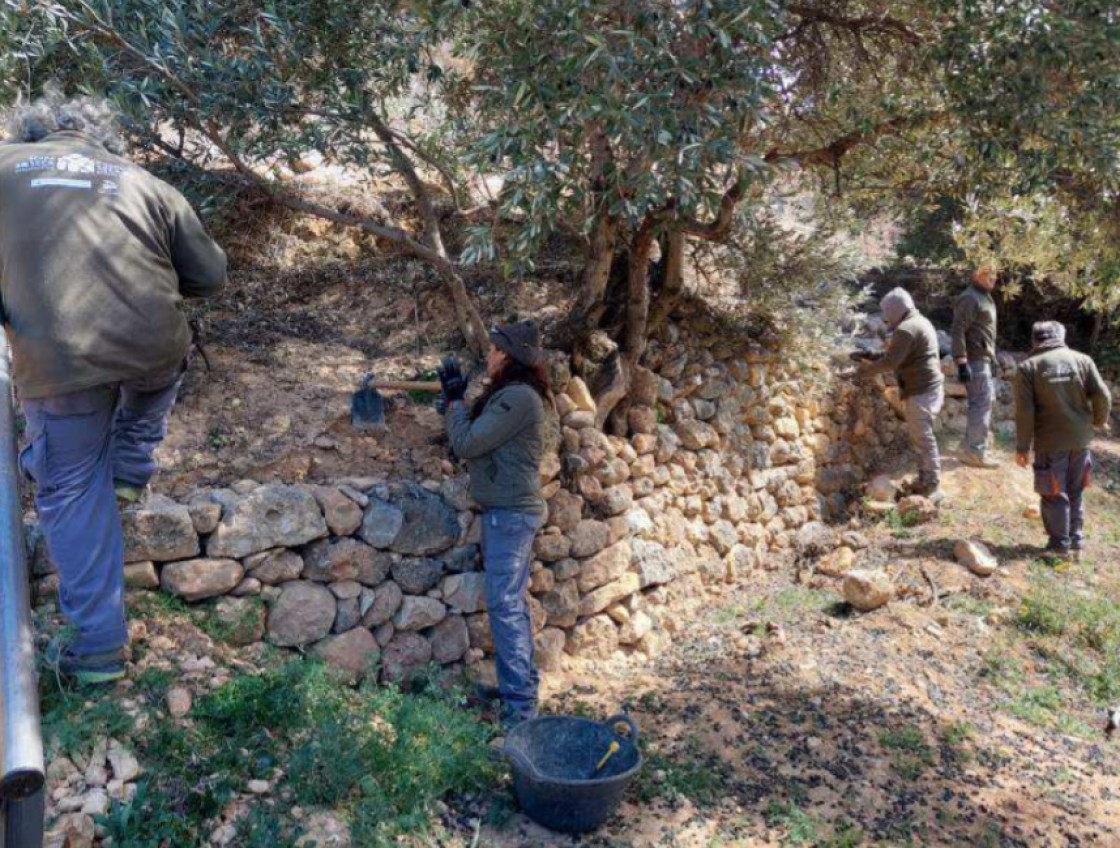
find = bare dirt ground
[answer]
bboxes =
[475,444,1120,847]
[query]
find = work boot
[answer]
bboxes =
[959,449,1000,469]
[1041,545,1073,572]
[500,705,537,734]
[44,641,126,686]
[910,479,947,506]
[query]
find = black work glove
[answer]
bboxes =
[437,355,468,406]
[957,362,971,384]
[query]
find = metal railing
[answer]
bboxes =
[0,333,44,801]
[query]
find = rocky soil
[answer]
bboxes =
[474,442,1120,847]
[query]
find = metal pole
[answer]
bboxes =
[0,332,44,800]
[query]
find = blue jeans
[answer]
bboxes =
[965,360,994,454]
[482,508,543,721]
[20,366,184,656]
[1033,450,1092,552]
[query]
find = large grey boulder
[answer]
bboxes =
[392,483,461,555]
[429,615,470,664]
[161,559,243,602]
[302,538,387,585]
[311,628,379,683]
[391,558,442,595]
[440,572,487,614]
[267,581,336,647]
[381,632,432,684]
[207,486,327,559]
[357,497,404,548]
[123,496,199,563]
[361,581,404,627]
[359,483,460,556]
[393,597,448,632]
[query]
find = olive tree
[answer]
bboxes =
[1,0,491,353]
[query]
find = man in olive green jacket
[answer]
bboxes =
[1014,321,1112,560]
[0,94,226,682]
[952,267,1000,468]
[861,288,945,497]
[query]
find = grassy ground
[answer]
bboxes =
[39,595,499,847]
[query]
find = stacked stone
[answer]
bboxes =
[29,318,904,675]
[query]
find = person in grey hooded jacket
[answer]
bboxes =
[438,321,551,728]
[859,288,945,497]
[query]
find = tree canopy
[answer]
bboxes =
[1,1,1118,377]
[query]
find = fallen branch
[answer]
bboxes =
[919,563,940,608]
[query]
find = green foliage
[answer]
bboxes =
[454,0,784,263]
[96,659,496,847]
[880,724,935,779]
[935,2,1120,310]
[633,748,726,807]
[690,189,872,358]
[40,681,134,761]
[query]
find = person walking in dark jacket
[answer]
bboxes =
[860,288,945,498]
[952,267,1001,468]
[438,321,550,727]
[0,93,227,683]
[1014,321,1112,563]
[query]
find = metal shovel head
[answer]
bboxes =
[350,380,386,431]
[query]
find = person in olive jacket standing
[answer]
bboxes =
[1014,321,1112,562]
[0,94,227,683]
[860,288,945,498]
[439,321,550,728]
[952,267,1001,468]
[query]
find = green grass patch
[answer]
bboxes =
[880,724,935,780]
[939,720,975,764]
[97,659,497,847]
[764,801,862,847]
[746,586,835,624]
[40,680,134,761]
[633,748,727,808]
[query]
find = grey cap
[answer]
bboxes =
[490,320,542,367]
[1031,320,1067,347]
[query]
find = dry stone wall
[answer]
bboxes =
[29,319,908,682]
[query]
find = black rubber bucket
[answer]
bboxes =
[502,713,642,833]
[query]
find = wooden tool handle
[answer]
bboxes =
[371,380,442,392]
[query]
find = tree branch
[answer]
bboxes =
[764,112,946,168]
[782,4,922,45]
[62,0,489,355]
[678,173,747,241]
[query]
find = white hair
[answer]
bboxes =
[3,84,124,153]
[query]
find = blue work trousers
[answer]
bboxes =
[20,366,184,656]
[481,508,543,722]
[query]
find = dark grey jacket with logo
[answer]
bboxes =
[446,383,545,515]
[0,131,227,399]
[1014,345,1112,454]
